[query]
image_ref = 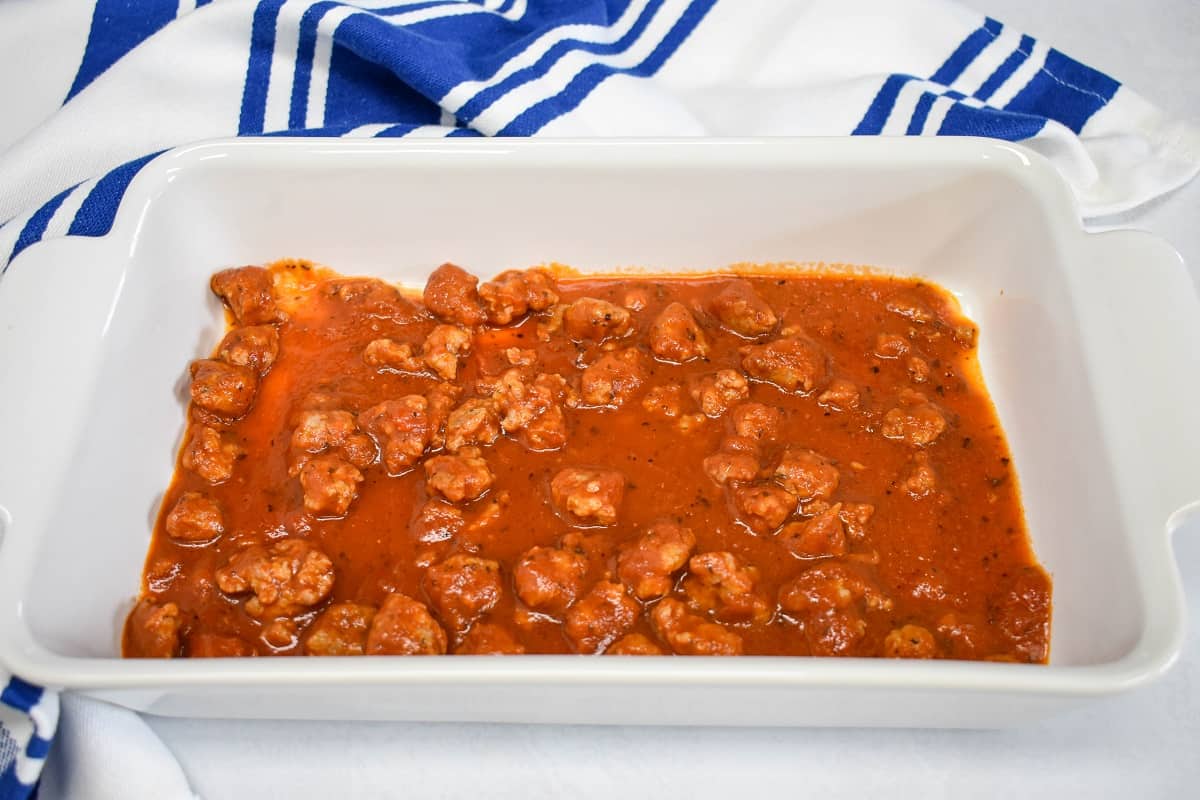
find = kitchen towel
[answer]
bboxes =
[0,1,1196,798]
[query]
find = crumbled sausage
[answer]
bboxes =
[363,338,423,372]
[649,302,709,362]
[900,453,937,497]
[691,370,749,417]
[623,287,651,312]
[365,593,448,655]
[881,391,947,446]
[883,624,938,658]
[874,332,909,359]
[730,402,783,441]
[839,502,875,541]
[425,382,462,450]
[564,580,640,654]
[210,266,281,326]
[411,498,466,543]
[299,455,364,517]
[731,483,795,533]
[303,603,377,656]
[424,447,494,502]
[702,449,759,486]
[778,562,892,656]
[651,598,743,656]
[682,551,772,624]
[773,448,839,502]
[886,293,935,324]
[190,359,258,419]
[605,632,664,655]
[358,396,430,475]
[522,402,570,451]
[988,566,1051,662]
[617,521,697,600]
[478,268,559,325]
[581,349,645,408]
[817,378,860,410]
[740,335,829,394]
[423,263,485,326]
[455,623,526,654]
[443,398,501,452]
[217,325,279,375]
[642,383,684,417]
[936,613,990,660]
[709,280,778,337]
[907,356,931,383]
[126,599,181,658]
[422,324,473,381]
[423,554,503,635]
[324,278,419,319]
[291,408,376,473]
[165,492,224,544]
[186,632,255,658]
[779,505,846,559]
[216,538,335,618]
[260,618,299,650]
[513,544,589,616]
[550,467,625,525]
[562,297,634,342]
[182,425,242,484]
[482,367,573,449]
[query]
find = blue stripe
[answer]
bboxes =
[0,762,34,799]
[0,677,43,714]
[260,125,358,137]
[936,103,1045,141]
[289,1,342,129]
[851,74,914,135]
[446,127,482,137]
[197,0,213,6]
[373,124,422,136]
[24,735,51,761]
[1004,48,1119,133]
[929,16,1002,86]
[906,91,936,134]
[65,0,178,101]
[975,34,1034,101]
[497,0,715,136]
[9,188,72,264]
[238,0,288,135]
[66,152,162,238]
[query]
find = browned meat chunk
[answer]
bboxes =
[562,297,634,342]
[483,367,573,450]
[423,263,485,326]
[303,603,377,656]
[425,382,462,449]
[883,624,939,659]
[186,633,255,658]
[290,408,376,472]
[617,521,697,600]
[649,302,708,362]
[907,356,931,384]
[779,505,846,559]
[901,453,937,496]
[773,448,839,502]
[358,396,430,475]
[741,334,829,394]
[217,325,279,375]
[817,378,860,410]
[731,402,783,441]
[479,268,559,325]
[366,594,448,655]
[210,266,280,326]
[299,455,363,517]
[550,467,625,525]
[410,498,466,543]
[423,554,503,635]
[702,445,759,486]
[682,551,772,624]
[731,483,795,533]
[443,398,501,452]
[513,544,589,616]
[881,392,947,446]
[564,581,640,654]
[182,425,242,484]
[324,278,420,319]
[454,623,526,654]
[190,359,258,419]
[651,598,743,656]
[874,332,909,359]
[778,562,892,657]
[422,324,473,380]
[581,349,645,408]
[363,338,423,372]
[216,538,335,618]
[606,633,664,655]
[126,599,181,658]
[690,370,749,417]
[424,447,494,502]
[165,491,224,544]
[839,502,874,541]
[641,383,684,417]
[988,566,1051,662]
[709,280,777,337]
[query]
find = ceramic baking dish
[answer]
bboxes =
[0,138,1197,727]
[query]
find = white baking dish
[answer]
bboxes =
[0,138,1196,727]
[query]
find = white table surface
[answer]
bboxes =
[12,1,1200,798]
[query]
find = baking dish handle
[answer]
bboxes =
[1076,229,1200,536]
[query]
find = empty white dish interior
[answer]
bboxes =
[19,140,1139,668]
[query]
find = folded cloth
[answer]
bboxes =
[0,1,1195,798]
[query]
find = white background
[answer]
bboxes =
[5,0,1199,797]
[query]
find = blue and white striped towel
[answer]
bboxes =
[0,1,1196,797]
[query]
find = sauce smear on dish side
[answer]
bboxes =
[123,261,1051,661]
